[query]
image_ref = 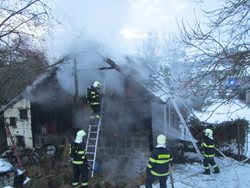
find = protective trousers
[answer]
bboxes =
[90,104,101,125]
[145,173,168,188]
[72,164,88,188]
[203,157,220,174]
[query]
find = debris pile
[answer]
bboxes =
[0,158,15,187]
[2,145,148,188]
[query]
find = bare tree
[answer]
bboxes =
[136,32,187,86]
[180,0,250,106]
[0,0,51,50]
[0,40,49,104]
[0,0,55,105]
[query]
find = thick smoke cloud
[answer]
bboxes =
[37,0,213,182]
[50,37,127,97]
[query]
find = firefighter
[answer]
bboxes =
[70,130,89,188]
[145,134,173,188]
[201,128,220,175]
[86,81,102,125]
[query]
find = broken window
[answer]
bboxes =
[19,109,28,120]
[16,135,25,148]
[9,117,17,126]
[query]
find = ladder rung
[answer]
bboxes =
[88,145,96,147]
[90,131,98,133]
[86,152,95,154]
[90,125,99,127]
[90,138,96,140]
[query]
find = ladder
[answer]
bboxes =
[5,124,23,169]
[85,85,105,178]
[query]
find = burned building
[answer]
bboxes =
[84,58,192,184]
[0,68,79,150]
[0,58,194,186]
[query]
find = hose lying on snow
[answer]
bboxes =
[215,147,240,188]
[175,148,241,188]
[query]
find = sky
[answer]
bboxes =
[46,0,219,59]
[43,0,219,95]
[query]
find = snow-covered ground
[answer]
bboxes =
[194,100,250,124]
[0,158,13,173]
[140,156,250,188]
[140,100,250,188]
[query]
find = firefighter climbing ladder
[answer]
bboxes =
[85,84,105,178]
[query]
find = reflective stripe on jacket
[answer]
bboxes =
[70,141,87,165]
[146,147,173,177]
[201,136,215,158]
[86,86,101,105]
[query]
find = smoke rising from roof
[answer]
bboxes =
[54,40,125,95]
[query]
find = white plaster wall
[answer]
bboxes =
[4,98,33,149]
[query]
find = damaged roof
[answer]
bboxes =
[0,67,58,116]
[104,58,173,103]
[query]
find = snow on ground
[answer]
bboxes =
[0,158,13,173]
[194,100,250,124]
[140,156,250,188]
[140,100,250,188]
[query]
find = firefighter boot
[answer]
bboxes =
[203,169,210,175]
[89,115,96,125]
[213,166,220,174]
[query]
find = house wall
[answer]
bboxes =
[96,128,151,180]
[4,98,33,149]
[151,101,183,145]
[0,115,7,153]
[93,87,152,180]
[246,90,250,104]
[97,131,150,161]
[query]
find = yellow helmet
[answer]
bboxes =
[157,134,166,144]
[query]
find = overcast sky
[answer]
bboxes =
[46,0,219,59]
[41,0,222,97]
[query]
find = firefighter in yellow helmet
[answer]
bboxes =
[85,81,102,125]
[145,134,173,188]
[201,128,220,175]
[70,130,88,188]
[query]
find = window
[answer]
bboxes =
[16,136,25,148]
[10,117,17,126]
[19,109,28,120]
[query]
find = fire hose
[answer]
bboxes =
[169,163,174,188]
[176,148,240,188]
[215,147,240,188]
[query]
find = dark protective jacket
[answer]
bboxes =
[86,86,101,106]
[201,136,215,158]
[146,147,173,176]
[70,141,87,165]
